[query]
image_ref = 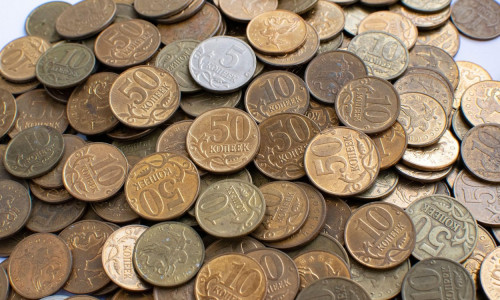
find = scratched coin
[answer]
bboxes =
[180,90,242,117]
[63,142,128,202]
[358,11,418,49]
[0,180,31,239]
[461,80,500,127]
[381,176,437,208]
[480,246,500,299]
[0,89,16,139]
[416,21,460,57]
[451,0,500,40]
[405,195,478,262]
[91,190,140,223]
[296,277,370,300]
[463,225,496,290]
[294,250,351,289]
[25,1,71,42]
[25,198,86,233]
[402,0,451,13]
[408,45,460,89]
[204,236,265,260]
[304,0,345,42]
[461,124,500,183]
[134,222,204,287]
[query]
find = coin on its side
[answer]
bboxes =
[296,277,370,300]
[461,80,500,127]
[0,180,31,240]
[480,246,500,299]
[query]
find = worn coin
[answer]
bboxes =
[395,163,453,183]
[180,90,241,117]
[381,176,437,208]
[408,45,460,89]
[219,0,277,22]
[296,277,370,300]
[304,1,344,42]
[317,32,344,54]
[0,228,31,257]
[304,99,339,131]
[391,4,451,30]
[455,61,491,110]
[0,89,16,139]
[343,5,376,36]
[286,234,350,266]
[25,2,71,42]
[0,266,7,300]
[155,120,192,157]
[451,0,500,40]
[356,169,399,200]
[134,0,189,18]
[91,190,139,223]
[461,80,500,127]
[112,128,162,158]
[0,75,38,95]
[29,182,73,203]
[416,21,460,57]
[198,169,251,198]
[361,0,399,5]
[462,124,500,183]
[322,197,351,245]
[26,198,86,233]
[480,246,500,299]
[277,0,318,15]
[204,236,265,260]
[402,0,451,13]
[451,109,471,141]
[359,11,418,49]
[294,250,350,289]
[113,3,139,23]
[0,180,31,240]
[156,0,205,24]
[371,121,408,170]
[153,278,195,300]
[463,225,496,290]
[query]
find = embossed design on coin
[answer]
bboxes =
[134,0,189,18]
[381,177,436,208]
[452,0,500,40]
[296,277,370,300]
[219,0,278,22]
[461,124,500,183]
[463,225,496,289]
[304,1,344,42]
[461,80,500,127]
[454,61,491,110]
[480,246,500,299]
[180,90,242,117]
[359,11,418,49]
[417,21,460,57]
[391,4,451,30]
[408,45,460,89]
[156,120,193,157]
[205,237,265,260]
[305,99,339,131]
[0,180,31,239]
[0,88,16,139]
[357,169,399,200]
[372,121,407,170]
[402,0,451,12]
[294,250,350,289]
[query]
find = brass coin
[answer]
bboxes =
[0,145,28,189]
[293,250,350,289]
[0,36,51,83]
[323,197,351,245]
[180,90,242,118]
[416,21,460,57]
[198,168,252,196]
[125,152,200,221]
[402,0,451,13]
[304,50,367,104]
[304,1,345,42]
[462,124,500,183]
[254,113,320,180]
[406,195,478,262]
[153,278,195,299]
[36,43,96,89]
[451,109,471,141]
[252,181,309,242]
[402,258,474,299]
[0,180,31,239]
[114,3,140,23]
[95,19,161,69]
[156,120,193,157]
[8,233,72,299]
[110,66,180,129]
[356,169,399,200]
[63,142,128,202]
[186,108,260,173]
[435,180,452,196]
[0,267,8,300]
[25,198,86,233]
[343,4,376,36]
[107,124,154,141]
[461,80,500,127]
[398,92,447,147]
[347,31,409,81]
[452,0,500,40]
[91,190,140,223]
[25,2,71,43]
[296,277,370,300]
[219,0,277,22]
[45,86,74,104]
[317,32,344,54]
[359,11,418,49]
[381,176,437,208]
[408,45,460,89]
[195,179,265,238]
[463,225,496,290]
[112,128,162,158]
[0,89,16,139]
[29,182,73,203]
[371,121,408,170]
[287,233,350,266]
[304,99,340,131]
[304,127,380,196]
[246,10,307,55]
[0,75,38,95]
[134,222,204,287]
[56,0,116,40]
[395,163,453,183]
[112,290,153,300]
[134,0,190,18]
[204,236,265,260]
[390,4,451,30]
[0,228,31,257]
[480,246,500,299]
[156,0,205,24]
[277,0,318,15]
[455,61,491,110]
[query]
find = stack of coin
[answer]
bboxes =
[0,0,499,299]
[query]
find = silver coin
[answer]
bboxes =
[189,36,256,93]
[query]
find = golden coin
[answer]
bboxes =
[219,0,278,22]
[390,4,451,30]
[0,88,16,139]
[293,250,350,289]
[381,176,437,208]
[195,179,265,238]
[195,253,267,300]
[287,233,350,267]
[112,128,162,158]
[454,61,491,110]
[451,109,471,141]
[343,4,376,36]
[480,246,500,299]
[304,127,380,196]
[323,197,351,245]
[0,75,38,95]
[416,21,460,57]
[408,45,460,89]
[356,169,399,200]
[461,80,500,126]
[110,66,180,129]
[395,163,453,183]
[155,120,193,157]
[125,152,200,221]
[186,108,260,174]
[304,99,340,131]
[277,0,318,15]
[63,142,128,202]
[304,1,345,42]
[246,10,307,55]
[463,225,496,291]
[180,90,242,118]
[371,121,408,170]
[461,124,500,183]
[134,0,190,18]
[358,11,418,49]
[205,236,265,260]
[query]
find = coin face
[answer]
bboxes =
[462,124,500,183]
[452,0,500,40]
[0,180,31,239]
[134,0,189,18]
[304,127,380,196]
[156,120,193,156]
[343,4,375,36]
[461,80,500,127]
[357,169,399,200]
[318,32,344,54]
[180,90,242,117]
[451,109,471,141]
[395,164,453,183]
[205,237,265,260]
[0,89,16,139]
[391,3,451,30]
[153,278,195,300]
[348,31,409,80]
[63,142,128,201]
[304,1,344,42]
[26,198,86,233]
[8,233,72,299]
[305,99,340,131]
[30,182,73,203]
[416,21,460,58]
[219,0,277,22]
[277,0,318,14]
[294,250,350,289]
[455,61,491,110]
[189,36,256,93]
[462,225,496,290]
[296,277,370,300]
[406,195,478,262]
[359,11,418,49]
[125,152,200,221]
[480,246,500,299]
[371,122,408,170]
[25,2,71,42]
[402,0,451,12]
[381,176,437,208]
[186,108,260,173]
[0,75,38,95]
[91,190,139,223]
[408,45,460,89]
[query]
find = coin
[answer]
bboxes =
[36,43,96,89]
[154,278,195,300]
[390,4,451,30]
[294,250,350,289]
[359,11,418,49]
[112,290,153,300]
[107,125,155,141]
[416,21,460,57]
[219,0,277,22]
[155,120,192,156]
[287,233,350,267]
[463,225,496,290]
[455,62,491,110]
[125,152,200,221]
[25,198,86,233]
[317,32,344,54]
[402,257,474,299]
[304,127,380,196]
[408,45,460,89]
[63,142,128,201]
[198,168,252,196]
[180,90,241,117]
[406,195,478,262]
[462,124,500,183]
[25,2,71,42]
[56,0,116,40]
[452,0,500,40]
[29,182,73,203]
[381,176,437,208]
[480,246,500,299]
[134,0,189,18]
[304,1,344,42]
[156,0,205,24]
[356,169,399,200]
[67,296,99,300]
[304,50,367,104]
[304,99,339,131]
[395,163,453,183]
[0,75,38,95]
[348,31,409,80]
[320,197,350,245]
[343,4,376,36]
[277,0,318,15]
[461,80,500,127]
[112,129,162,158]
[296,277,370,300]
[95,19,161,69]
[114,3,139,23]
[91,190,139,223]
[371,121,408,170]
[402,0,451,13]
[0,228,31,257]
[8,233,72,299]
[0,89,16,139]
[361,0,399,5]
[204,236,265,260]
[0,267,8,300]
[451,109,471,141]
[0,180,31,240]
[45,86,74,104]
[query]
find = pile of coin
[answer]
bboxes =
[0,0,499,299]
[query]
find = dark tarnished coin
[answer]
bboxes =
[112,290,153,300]
[408,45,460,89]
[255,113,320,180]
[26,198,86,233]
[59,220,114,294]
[29,182,73,203]
[358,11,418,49]
[0,89,16,139]
[294,250,350,289]
[107,124,154,141]
[348,31,409,80]
[402,0,451,13]
[455,61,492,110]
[155,121,193,158]
[134,0,189,18]
[463,225,496,290]
[25,1,71,42]
[45,86,74,104]
[323,197,351,244]
[36,43,95,89]
[0,75,38,95]
[91,190,139,223]
[296,277,370,300]
[304,1,345,42]
[110,66,180,129]
[0,180,31,239]
[112,128,162,158]
[461,80,500,127]
[134,222,204,287]
[406,195,478,262]
[480,246,500,299]
[277,0,318,15]
[336,76,400,134]
[305,50,367,104]
[156,0,205,24]
[452,0,500,40]
[4,126,64,179]
[356,169,399,200]
[462,124,500,183]
[371,121,407,170]
[63,143,128,202]
[56,0,116,40]
[204,237,265,260]
[195,179,265,238]
[8,233,72,299]
[304,99,340,131]
[95,19,161,69]
[180,90,241,117]
[402,258,474,300]
[381,176,437,208]
[416,21,460,57]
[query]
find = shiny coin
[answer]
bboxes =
[408,45,460,89]
[0,89,16,139]
[294,250,350,289]
[461,124,500,183]
[395,163,453,183]
[204,236,265,260]
[219,0,277,22]
[304,99,340,131]
[134,0,189,18]
[359,11,418,49]
[296,277,370,300]
[180,90,241,117]
[26,198,86,233]
[416,21,460,57]
[29,182,73,203]
[463,225,496,290]
[91,190,139,223]
[461,80,500,126]
[402,0,451,13]
[454,61,491,110]
[480,246,500,299]
[277,0,318,15]
[25,1,71,42]
[371,121,408,170]
[304,1,344,42]
[356,169,399,200]
[0,180,31,239]
[452,0,500,40]
[381,176,437,208]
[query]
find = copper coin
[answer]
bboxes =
[416,21,460,58]
[0,89,16,139]
[112,290,153,300]
[343,4,376,36]
[63,142,128,202]
[95,19,160,69]
[356,169,399,200]
[252,181,309,242]
[186,108,260,173]
[304,127,380,196]
[0,180,31,240]
[452,0,500,40]
[318,32,344,54]
[402,0,451,12]
[125,152,200,221]
[286,233,350,266]
[25,2,71,42]
[347,31,409,81]
[45,86,74,104]
[0,145,28,189]
[359,11,418,49]
[395,163,453,183]
[156,0,206,24]
[371,121,408,170]
[114,3,140,23]
[110,66,180,129]
[153,278,195,300]
[304,1,345,42]
[277,0,318,15]
[0,228,31,257]
[254,113,320,180]
[345,202,416,269]
[107,125,155,141]
[204,237,265,260]
[246,10,307,55]
[0,267,8,300]
[455,61,491,110]
[304,99,339,131]
[293,250,350,289]
[56,0,116,40]
[29,182,73,204]
[90,190,139,223]
[304,50,367,104]
[462,124,500,183]
[390,4,451,30]
[155,120,192,156]
[296,277,370,300]
[180,90,242,118]
[361,0,399,5]
[323,197,351,245]
[381,176,437,208]
[245,71,309,123]
[112,129,162,158]
[461,80,500,127]
[266,182,327,249]
[195,253,267,300]
[0,76,38,95]
[134,0,189,18]
[25,198,86,233]
[408,45,460,89]
[406,195,478,262]
[219,0,277,22]
[480,246,500,299]
[67,296,99,300]
[9,89,68,138]
[8,233,72,299]
[451,109,471,141]
[463,225,496,290]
